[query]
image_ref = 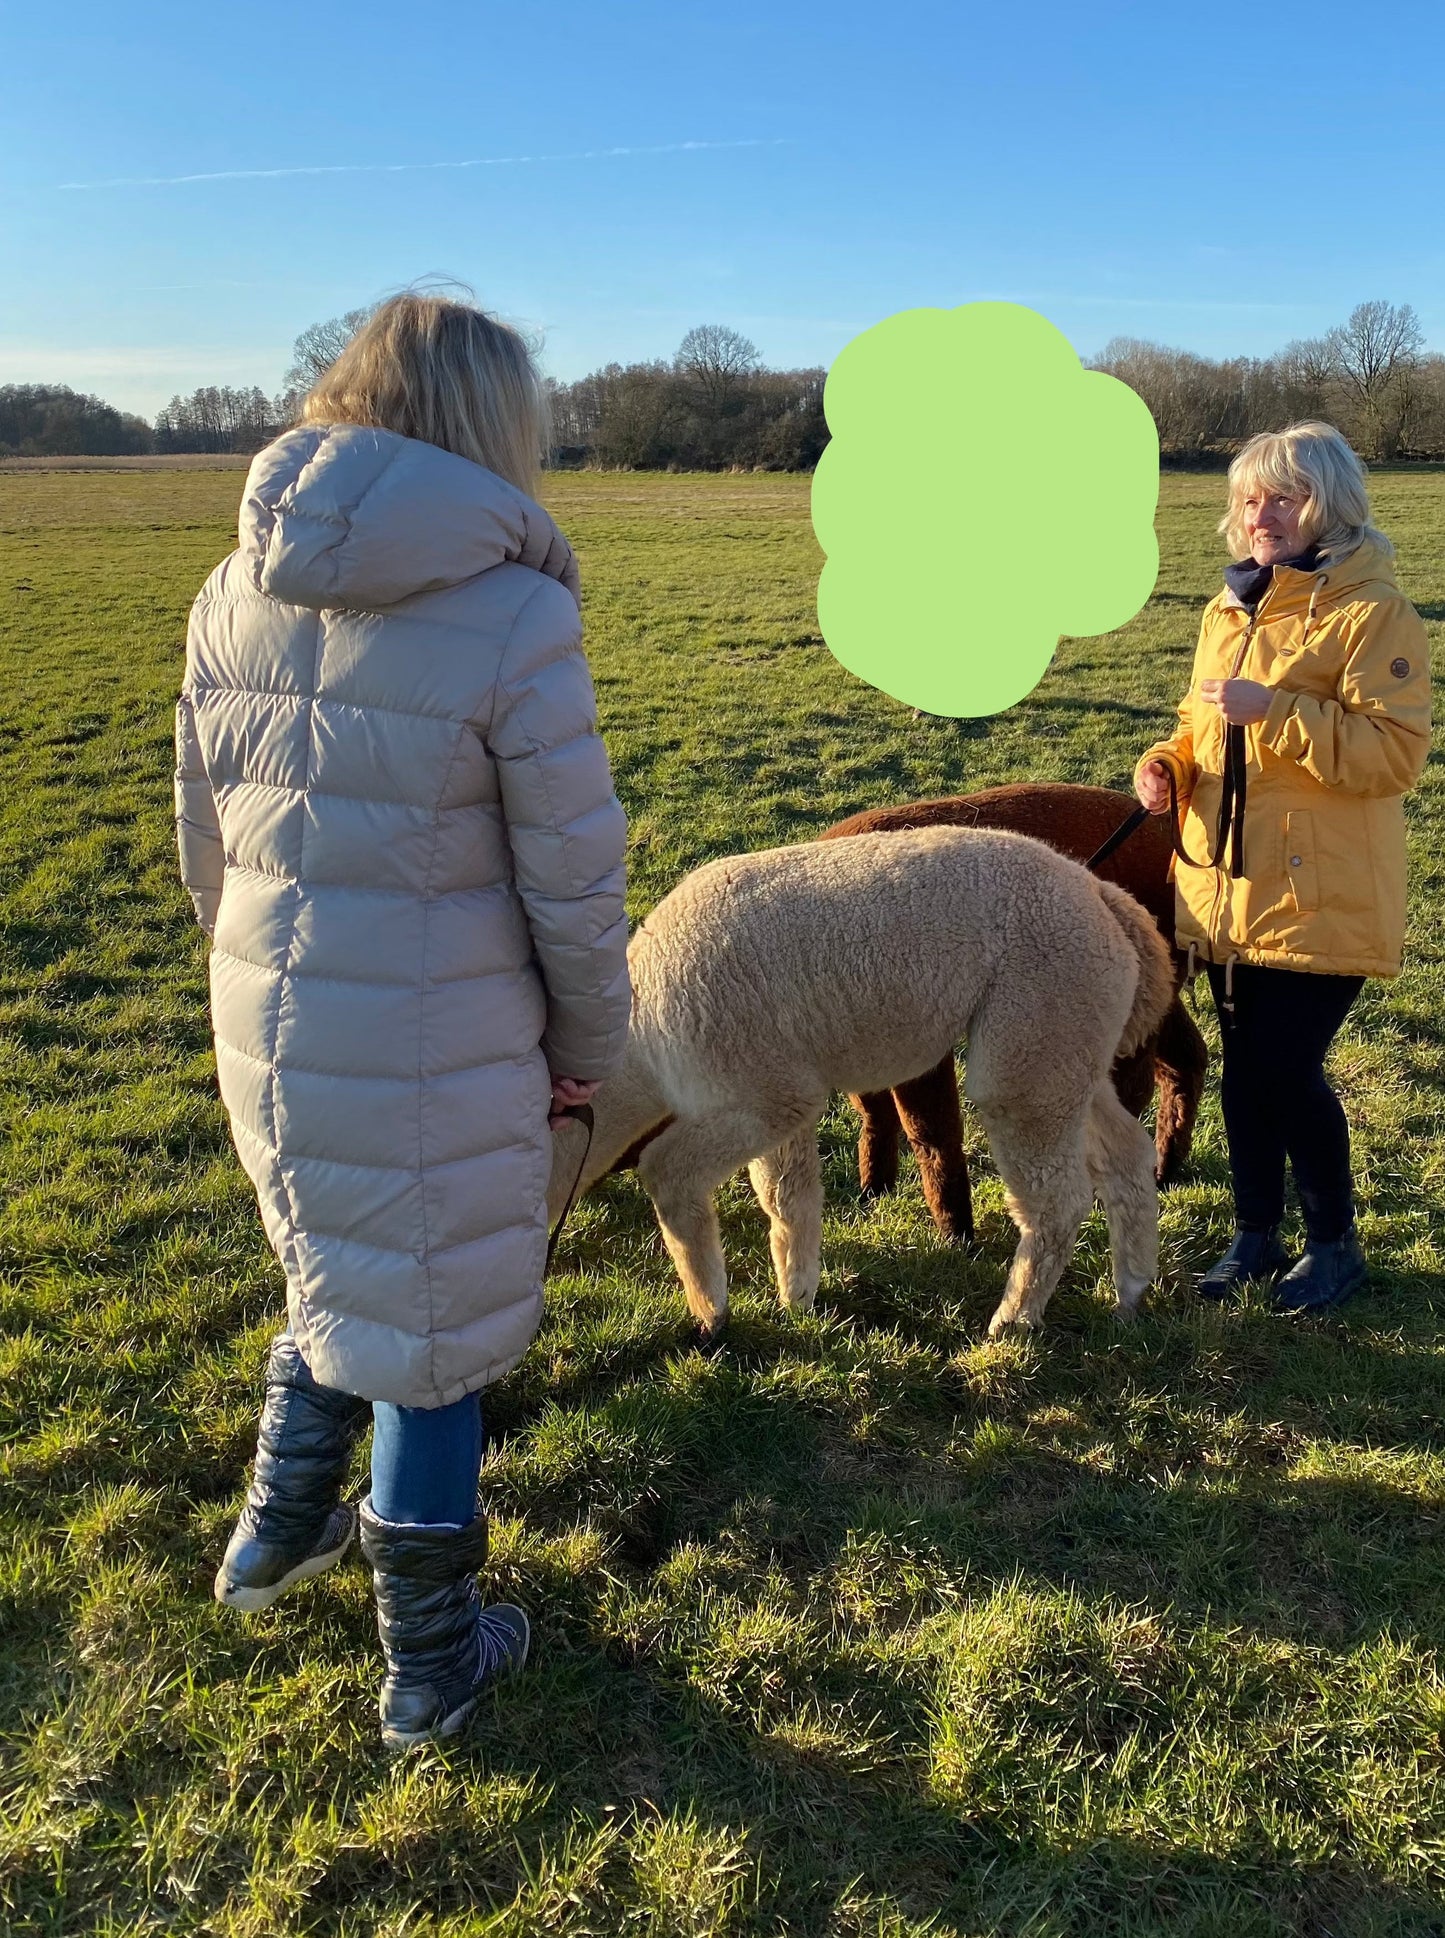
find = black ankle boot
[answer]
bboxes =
[1197,1226,1291,1302]
[1272,1227,1367,1313]
[358,1497,530,1751]
[214,1334,371,1612]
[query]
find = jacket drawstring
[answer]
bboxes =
[1221,951,1240,1024]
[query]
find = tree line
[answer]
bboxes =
[0,385,154,458]
[546,324,827,470]
[4,300,1442,466]
[1092,303,1441,464]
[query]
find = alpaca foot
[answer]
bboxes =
[1113,1272,1151,1318]
[986,1304,1041,1339]
[679,1281,728,1338]
[1154,1148,1188,1189]
[693,1319,728,1357]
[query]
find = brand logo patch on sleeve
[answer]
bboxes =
[1391,657,1411,679]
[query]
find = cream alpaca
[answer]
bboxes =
[551,826,1175,1338]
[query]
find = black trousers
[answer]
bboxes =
[1205,962,1364,1242]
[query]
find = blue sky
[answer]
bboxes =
[5,0,1445,417]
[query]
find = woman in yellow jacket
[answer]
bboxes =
[1135,422,1431,1310]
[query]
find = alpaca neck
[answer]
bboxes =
[546,1048,670,1219]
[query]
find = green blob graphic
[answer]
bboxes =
[811,303,1159,716]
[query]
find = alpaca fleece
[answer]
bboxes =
[555,825,1174,1337]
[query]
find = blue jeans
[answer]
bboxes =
[286,1331,485,1525]
[370,1391,485,1526]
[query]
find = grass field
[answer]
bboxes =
[2,465,1445,1937]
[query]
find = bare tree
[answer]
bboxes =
[1327,301,1424,458]
[281,307,374,401]
[154,384,287,454]
[1092,338,1254,453]
[1402,353,1445,460]
[674,324,761,409]
[589,361,682,467]
[1271,336,1338,422]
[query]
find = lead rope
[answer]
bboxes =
[1164,737,1247,881]
[544,1103,595,1275]
[1083,801,1153,874]
[1158,576,1326,1018]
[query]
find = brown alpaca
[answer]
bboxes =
[818,784,1207,1245]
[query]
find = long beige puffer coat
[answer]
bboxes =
[174,424,631,1407]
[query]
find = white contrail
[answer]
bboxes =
[53,138,788,192]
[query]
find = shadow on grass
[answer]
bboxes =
[453,1635,1445,1938]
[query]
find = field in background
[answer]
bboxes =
[2,467,1444,1936]
[0,453,254,472]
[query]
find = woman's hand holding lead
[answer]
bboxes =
[1200,677,1271,725]
[549,1076,600,1127]
[1135,762,1171,814]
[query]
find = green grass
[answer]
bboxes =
[2,466,1445,1936]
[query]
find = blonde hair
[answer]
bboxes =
[1220,421,1392,564]
[300,293,548,497]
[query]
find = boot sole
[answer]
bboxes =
[380,1613,531,1752]
[214,1508,356,1612]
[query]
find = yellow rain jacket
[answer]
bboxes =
[1135,539,1432,979]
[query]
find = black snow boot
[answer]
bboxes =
[214,1333,371,1612]
[358,1497,530,1751]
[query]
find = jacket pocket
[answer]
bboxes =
[1284,810,1319,914]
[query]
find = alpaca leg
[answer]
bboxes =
[974,1103,1093,1337]
[1084,1082,1159,1317]
[852,1089,901,1196]
[1150,996,1208,1185]
[748,1126,824,1313]
[892,1054,974,1246]
[638,1112,775,1336]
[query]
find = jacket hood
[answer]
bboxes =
[1310,534,1400,597]
[238,423,579,611]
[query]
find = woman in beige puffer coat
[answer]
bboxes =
[176,295,630,1748]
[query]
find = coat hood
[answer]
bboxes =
[238,423,579,611]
